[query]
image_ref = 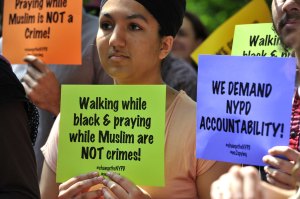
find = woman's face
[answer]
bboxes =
[96,0,171,84]
[172,17,202,61]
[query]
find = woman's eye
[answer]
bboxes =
[129,23,142,31]
[100,22,113,30]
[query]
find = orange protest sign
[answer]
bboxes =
[2,0,82,64]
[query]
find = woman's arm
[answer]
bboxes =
[40,161,59,199]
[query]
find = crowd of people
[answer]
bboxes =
[2,0,300,198]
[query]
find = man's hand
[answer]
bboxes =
[22,55,60,115]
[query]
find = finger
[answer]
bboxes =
[292,159,300,183]
[264,166,296,188]
[102,174,128,199]
[27,65,43,80]
[22,74,37,88]
[107,172,137,193]
[23,55,49,73]
[60,172,99,191]
[73,189,103,199]
[241,166,261,199]
[263,155,294,174]
[22,81,32,95]
[22,80,41,105]
[59,176,104,199]
[268,146,300,161]
[102,187,117,199]
[265,174,294,190]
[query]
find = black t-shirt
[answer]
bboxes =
[0,102,40,198]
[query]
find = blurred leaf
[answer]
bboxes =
[186,0,272,33]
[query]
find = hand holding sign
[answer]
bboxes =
[58,171,152,199]
[101,172,151,199]
[263,146,300,190]
[22,55,60,115]
[58,172,103,199]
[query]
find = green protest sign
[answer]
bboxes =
[232,23,291,57]
[56,85,166,186]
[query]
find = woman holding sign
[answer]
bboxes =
[39,0,232,198]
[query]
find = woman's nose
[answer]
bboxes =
[109,26,126,48]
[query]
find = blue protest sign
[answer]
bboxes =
[196,55,296,165]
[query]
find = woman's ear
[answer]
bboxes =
[159,36,174,60]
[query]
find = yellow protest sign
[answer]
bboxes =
[232,23,291,57]
[192,0,271,63]
[2,0,82,64]
[57,85,166,186]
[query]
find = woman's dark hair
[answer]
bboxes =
[185,11,208,41]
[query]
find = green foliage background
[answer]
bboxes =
[82,0,273,34]
[187,0,272,33]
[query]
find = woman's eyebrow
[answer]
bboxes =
[127,14,148,23]
[100,12,113,19]
[100,13,148,23]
